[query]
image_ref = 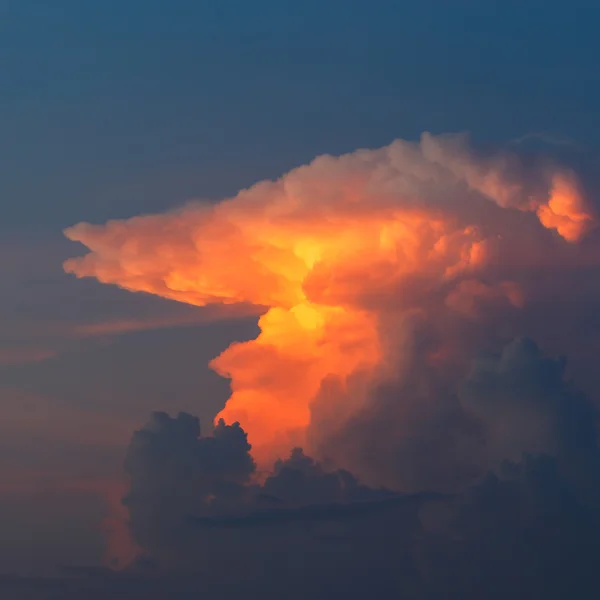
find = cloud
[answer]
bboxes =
[116,339,600,595]
[416,455,600,599]
[509,131,583,149]
[0,347,56,366]
[444,279,524,318]
[420,132,596,241]
[120,332,600,542]
[70,304,261,338]
[458,337,598,469]
[186,493,441,529]
[122,412,256,562]
[120,412,432,590]
[58,132,600,595]
[62,132,600,470]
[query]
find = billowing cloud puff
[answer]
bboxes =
[122,412,255,557]
[458,337,598,467]
[63,132,599,469]
[60,132,600,596]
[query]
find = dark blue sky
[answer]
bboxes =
[2,0,600,576]
[3,0,600,231]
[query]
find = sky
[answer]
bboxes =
[3,1,600,597]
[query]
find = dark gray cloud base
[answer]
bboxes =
[114,336,600,599]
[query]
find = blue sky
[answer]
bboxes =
[3,0,600,231]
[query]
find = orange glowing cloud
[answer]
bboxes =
[63,133,596,467]
[537,172,595,242]
[70,477,139,569]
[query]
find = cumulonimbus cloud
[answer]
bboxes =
[63,131,599,468]
[60,132,600,594]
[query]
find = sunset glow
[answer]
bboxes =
[63,134,596,467]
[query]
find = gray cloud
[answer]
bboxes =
[113,337,600,599]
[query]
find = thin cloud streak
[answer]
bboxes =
[0,348,57,366]
[71,304,263,338]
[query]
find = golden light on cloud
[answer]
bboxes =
[63,133,597,467]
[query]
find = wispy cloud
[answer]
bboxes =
[71,303,261,338]
[0,348,56,366]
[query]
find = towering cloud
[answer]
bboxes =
[61,132,600,595]
[63,132,598,473]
